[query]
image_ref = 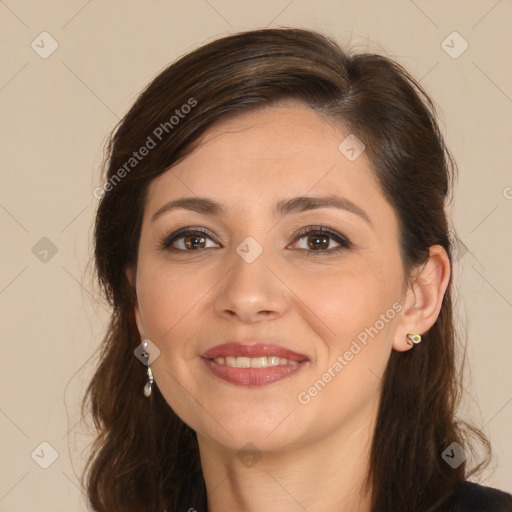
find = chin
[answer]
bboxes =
[195,411,305,452]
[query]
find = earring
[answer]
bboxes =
[144,366,154,397]
[406,332,422,345]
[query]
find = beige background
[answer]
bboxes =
[1,1,511,510]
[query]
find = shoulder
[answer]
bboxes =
[436,481,512,512]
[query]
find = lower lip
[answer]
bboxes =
[201,358,307,386]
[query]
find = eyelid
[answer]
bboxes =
[160,226,218,250]
[291,224,351,247]
[160,224,352,253]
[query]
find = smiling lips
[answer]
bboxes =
[201,343,309,386]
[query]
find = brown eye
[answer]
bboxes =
[292,225,352,256]
[305,233,330,251]
[183,233,207,250]
[160,225,351,255]
[161,228,218,251]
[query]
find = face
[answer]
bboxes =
[132,103,409,454]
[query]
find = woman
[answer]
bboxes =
[82,28,512,511]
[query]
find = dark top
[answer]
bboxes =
[174,480,512,511]
[434,481,512,511]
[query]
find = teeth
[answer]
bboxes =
[212,356,301,368]
[250,357,266,368]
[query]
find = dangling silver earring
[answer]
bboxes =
[144,366,154,397]
[406,332,422,346]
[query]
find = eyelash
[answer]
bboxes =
[160,224,352,257]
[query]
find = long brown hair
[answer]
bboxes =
[82,28,490,512]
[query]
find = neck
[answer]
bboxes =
[197,410,376,512]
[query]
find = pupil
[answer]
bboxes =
[185,235,205,250]
[183,234,329,251]
[309,235,327,250]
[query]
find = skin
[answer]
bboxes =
[128,103,451,512]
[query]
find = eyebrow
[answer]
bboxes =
[151,195,372,226]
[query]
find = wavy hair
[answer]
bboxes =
[82,28,490,512]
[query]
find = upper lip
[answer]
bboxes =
[201,341,309,362]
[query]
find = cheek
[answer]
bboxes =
[295,266,401,412]
[135,259,209,351]
[291,263,398,346]
[294,271,398,414]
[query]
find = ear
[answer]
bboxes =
[392,245,451,352]
[126,265,145,338]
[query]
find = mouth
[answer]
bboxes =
[200,342,309,387]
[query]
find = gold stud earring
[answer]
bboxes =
[406,333,422,345]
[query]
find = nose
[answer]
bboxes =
[212,242,290,324]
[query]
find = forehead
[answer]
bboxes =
[145,103,390,224]
[190,102,353,168]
